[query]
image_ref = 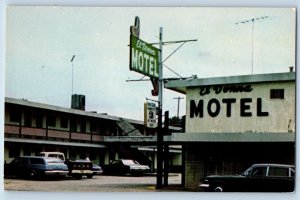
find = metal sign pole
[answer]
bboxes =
[156,27,163,189]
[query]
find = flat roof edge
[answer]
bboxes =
[5,97,144,125]
[164,72,295,92]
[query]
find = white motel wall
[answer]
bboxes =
[186,81,295,133]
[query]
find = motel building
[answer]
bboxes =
[4,96,182,172]
[3,71,296,190]
[164,71,295,190]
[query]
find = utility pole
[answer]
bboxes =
[173,97,184,118]
[156,27,163,189]
[128,17,197,189]
[71,55,76,95]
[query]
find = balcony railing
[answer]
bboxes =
[4,124,104,143]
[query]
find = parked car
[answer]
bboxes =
[4,156,69,179]
[91,164,103,176]
[108,159,150,175]
[199,163,295,192]
[39,152,93,179]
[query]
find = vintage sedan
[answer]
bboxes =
[199,163,295,192]
[109,159,150,175]
[4,156,69,179]
[85,164,104,178]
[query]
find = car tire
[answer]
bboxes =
[74,174,83,179]
[213,186,224,192]
[87,174,93,178]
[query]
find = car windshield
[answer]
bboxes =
[122,160,138,165]
[241,167,252,176]
[29,158,44,164]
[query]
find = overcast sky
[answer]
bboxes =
[5,7,295,120]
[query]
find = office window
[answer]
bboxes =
[270,89,284,99]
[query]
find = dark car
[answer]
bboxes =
[92,164,103,176]
[199,163,295,192]
[84,164,103,178]
[109,159,150,175]
[4,156,69,179]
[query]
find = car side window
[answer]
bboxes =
[10,158,20,164]
[20,158,29,165]
[268,167,289,177]
[111,160,119,165]
[251,167,267,177]
[29,158,45,164]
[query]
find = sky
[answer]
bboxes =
[5,6,296,121]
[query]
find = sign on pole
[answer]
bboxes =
[130,35,160,79]
[144,102,157,128]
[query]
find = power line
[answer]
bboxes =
[163,64,183,79]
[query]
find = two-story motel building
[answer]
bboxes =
[4,97,182,172]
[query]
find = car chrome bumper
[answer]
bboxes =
[45,170,69,176]
[71,170,93,174]
[199,183,210,188]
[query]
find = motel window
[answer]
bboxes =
[270,89,284,100]
[47,115,56,127]
[36,113,43,128]
[89,152,96,161]
[80,119,86,133]
[60,117,68,129]
[24,111,32,127]
[9,146,20,158]
[69,150,77,160]
[70,118,77,132]
[90,120,97,133]
[10,107,21,123]
[23,147,31,156]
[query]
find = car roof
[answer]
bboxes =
[252,163,295,168]
[117,159,134,161]
[39,152,64,155]
[18,156,44,159]
[18,156,63,161]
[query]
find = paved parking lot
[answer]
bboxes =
[4,174,185,192]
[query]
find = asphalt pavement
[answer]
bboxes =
[4,173,187,192]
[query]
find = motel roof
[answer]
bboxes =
[164,72,295,94]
